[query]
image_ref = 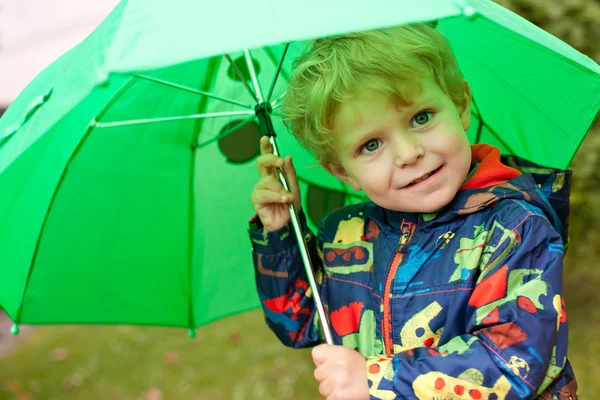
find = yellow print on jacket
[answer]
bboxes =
[412,370,512,399]
[393,301,444,354]
[333,216,364,244]
[366,357,396,400]
[323,216,373,275]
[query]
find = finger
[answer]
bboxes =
[258,165,297,203]
[312,344,331,367]
[282,155,301,209]
[254,179,296,207]
[313,359,337,383]
[252,188,294,206]
[260,136,273,155]
[257,154,284,178]
[256,174,287,192]
[319,377,337,399]
[256,176,294,197]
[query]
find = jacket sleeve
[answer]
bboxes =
[366,213,569,400]
[248,210,325,348]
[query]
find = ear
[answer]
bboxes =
[459,79,472,131]
[322,163,362,191]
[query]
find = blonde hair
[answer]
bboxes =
[281,23,467,164]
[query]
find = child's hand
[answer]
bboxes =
[250,136,301,232]
[312,344,370,400]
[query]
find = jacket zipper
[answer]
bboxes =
[382,220,416,355]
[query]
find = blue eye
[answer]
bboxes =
[362,139,380,153]
[412,111,434,127]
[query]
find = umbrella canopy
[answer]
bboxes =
[0,0,598,333]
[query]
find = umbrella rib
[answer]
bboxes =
[131,74,254,110]
[187,130,197,337]
[266,43,290,103]
[225,54,259,103]
[0,131,16,149]
[93,110,255,128]
[475,119,484,144]
[471,96,484,144]
[244,49,264,103]
[271,91,287,110]
[474,113,517,154]
[470,94,516,153]
[471,95,482,120]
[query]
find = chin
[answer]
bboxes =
[420,190,457,212]
[384,200,451,213]
[394,191,456,213]
[417,200,452,213]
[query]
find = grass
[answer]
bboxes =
[0,310,322,400]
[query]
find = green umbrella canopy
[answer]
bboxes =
[0,0,598,334]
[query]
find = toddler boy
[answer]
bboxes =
[249,24,577,399]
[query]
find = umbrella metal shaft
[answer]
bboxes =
[268,136,334,345]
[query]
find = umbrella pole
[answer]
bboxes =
[242,46,333,344]
[267,133,334,345]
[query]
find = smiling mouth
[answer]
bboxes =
[404,165,444,188]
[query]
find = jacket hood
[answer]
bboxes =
[370,144,572,246]
[498,152,572,246]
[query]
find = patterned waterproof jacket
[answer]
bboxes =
[249,145,578,399]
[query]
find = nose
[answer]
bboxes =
[393,134,425,168]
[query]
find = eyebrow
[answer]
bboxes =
[344,141,360,153]
[344,130,380,153]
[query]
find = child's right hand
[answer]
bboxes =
[251,136,302,232]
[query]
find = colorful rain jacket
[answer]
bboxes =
[249,144,577,399]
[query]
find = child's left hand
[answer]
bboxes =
[312,344,370,399]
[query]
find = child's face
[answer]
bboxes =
[323,77,472,213]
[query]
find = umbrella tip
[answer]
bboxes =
[188,328,196,339]
[10,324,19,336]
[463,5,476,19]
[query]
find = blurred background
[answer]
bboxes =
[0,0,598,399]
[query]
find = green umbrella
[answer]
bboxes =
[0,0,598,338]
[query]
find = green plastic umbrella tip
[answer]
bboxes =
[188,328,196,339]
[10,324,19,336]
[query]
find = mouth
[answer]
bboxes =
[403,165,444,188]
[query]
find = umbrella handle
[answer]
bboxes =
[268,136,334,345]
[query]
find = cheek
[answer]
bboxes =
[433,131,470,157]
[355,161,390,190]
[447,136,472,177]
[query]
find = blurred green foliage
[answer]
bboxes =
[1,1,598,399]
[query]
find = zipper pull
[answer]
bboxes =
[397,221,414,253]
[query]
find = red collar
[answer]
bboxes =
[460,144,522,190]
